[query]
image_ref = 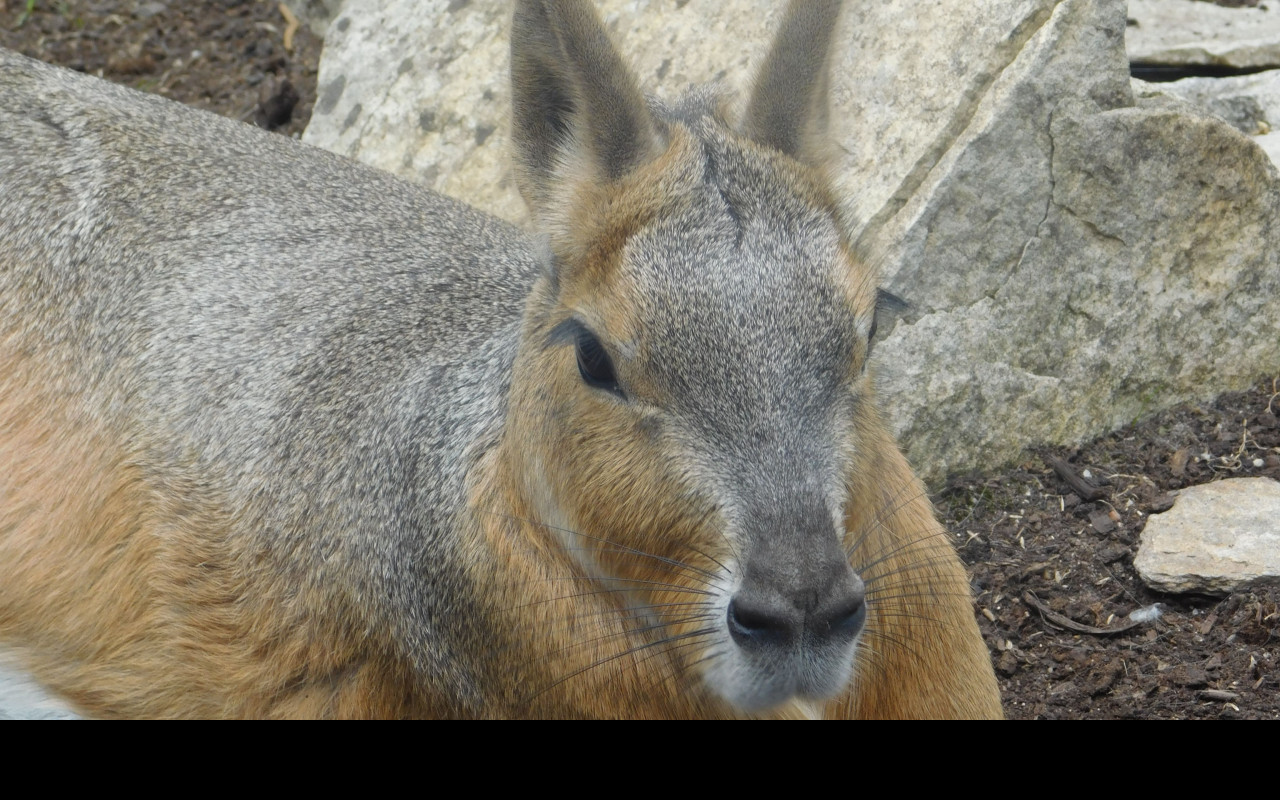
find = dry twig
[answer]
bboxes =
[279,2,299,53]
[1022,591,1145,636]
[1044,455,1105,501]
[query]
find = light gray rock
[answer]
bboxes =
[1139,71,1280,166]
[303,0,1280,482]
[1127,0,1280,69]
[1135,478,1280,594]
[304,0,1064,230]
[862,0,1280,479]
[304,0,527,222]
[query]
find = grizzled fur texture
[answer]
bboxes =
[0,0,1001,718]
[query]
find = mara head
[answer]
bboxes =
[503,0,884,714]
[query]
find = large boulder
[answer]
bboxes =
[304,0,1280,482]
[861,0,1280,480]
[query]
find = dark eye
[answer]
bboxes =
[575,328,624,398]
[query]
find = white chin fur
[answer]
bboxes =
[699,586,859,713]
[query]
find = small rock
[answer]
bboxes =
[1167,665,1209,688]
[255,77,299,130]
[1089,510,1117,535]
[1135,477,1280,594]
[245,39,276,60]
[1083,660,1123,696]
[997,650,1019,677]
[133,1,168,19]
[1128,0,1280,68]
[106,43,157,76]
[1199,613,1218,635]
[1099,544,1129,564]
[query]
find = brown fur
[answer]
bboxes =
[0,337,426,719]
[1,324,997,718]
[835,419,1003,718]
[469,130,1000,719]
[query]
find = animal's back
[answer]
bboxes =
[0,49,534,717]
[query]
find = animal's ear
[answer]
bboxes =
[870,289,909,354]
[510,0,661,215]
[742,0,842,162]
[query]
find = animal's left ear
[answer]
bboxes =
[741,0,842,163]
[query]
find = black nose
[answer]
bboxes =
[727,575,866,649]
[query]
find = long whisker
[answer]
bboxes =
[698,502,742,574]
[854,528,951,577]
[533,575,718,597]
[523,625,720,706]
[549,612,717,658]
[479,590,716,668]
[864,589,978,603]
[859,627,926,663]
[687,539,733,578]
[851,639,893,699]
[478,509,722,582]
[852,638,890,676]
[548,545,719,587]
[843,485,930,558]
[630,636,721,699]
[870,610,963,632]
[498,608,718,688]
[516,588,717,630]
[862,553,962,587]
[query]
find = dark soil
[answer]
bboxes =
[940,377,1280,719]
[5,0,1278,719]
[0,0,320,137]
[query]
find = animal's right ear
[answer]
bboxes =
[510,0,661,216]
